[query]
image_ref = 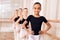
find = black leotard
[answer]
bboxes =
[14,16,29,28]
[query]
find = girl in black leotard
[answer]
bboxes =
[12,8,22,32]
[16,8,29,40]
[10,8,23,40]
[22,2,51,40]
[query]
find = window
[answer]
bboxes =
[0,0,12,18]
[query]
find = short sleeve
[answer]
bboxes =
[43,16,48,23]
[26,15,31,22]
[14,16,20,22]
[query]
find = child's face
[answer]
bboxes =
[18,9,22,15]
[23,9,28,16]
[33,4,41,15]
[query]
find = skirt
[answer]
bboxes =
[28,34,43,40]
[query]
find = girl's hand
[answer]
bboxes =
[29,30,34,35]
[39,31,47,35]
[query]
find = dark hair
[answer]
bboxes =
[33,2,41,10]
[23,8,28,10]
[16,9,18,11]
[33,2,41,7]
[19,8,22,10]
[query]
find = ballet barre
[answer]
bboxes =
[0,18,60,23]
[48,20,60,23]
[46,20,60,40]
[0,18,60,40]
[46,33,60,40]
[0,18,11,23]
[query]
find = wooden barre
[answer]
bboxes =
[0,19,60,23]
[46,33,60,40]
[48,20,60,23]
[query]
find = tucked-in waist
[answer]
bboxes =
[32,30,41,35]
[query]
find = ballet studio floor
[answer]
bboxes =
[0,32,14,40]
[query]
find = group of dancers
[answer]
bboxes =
[10,2,52,40]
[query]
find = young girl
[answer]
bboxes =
[10,9,19,40]
[10,8,22,40]
[22,2,51,40]
[16,8,23,40]
[16,8,29,40]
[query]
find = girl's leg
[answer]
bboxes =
[19,29,26,40]
[14,30,17,40]
[23,35,27,40]
[39,35,43,40]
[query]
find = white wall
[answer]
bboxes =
[44,0,60,40]
[56,0,60,37]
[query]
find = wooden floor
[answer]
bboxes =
[0,32,60,40]
[0,32,14,40]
